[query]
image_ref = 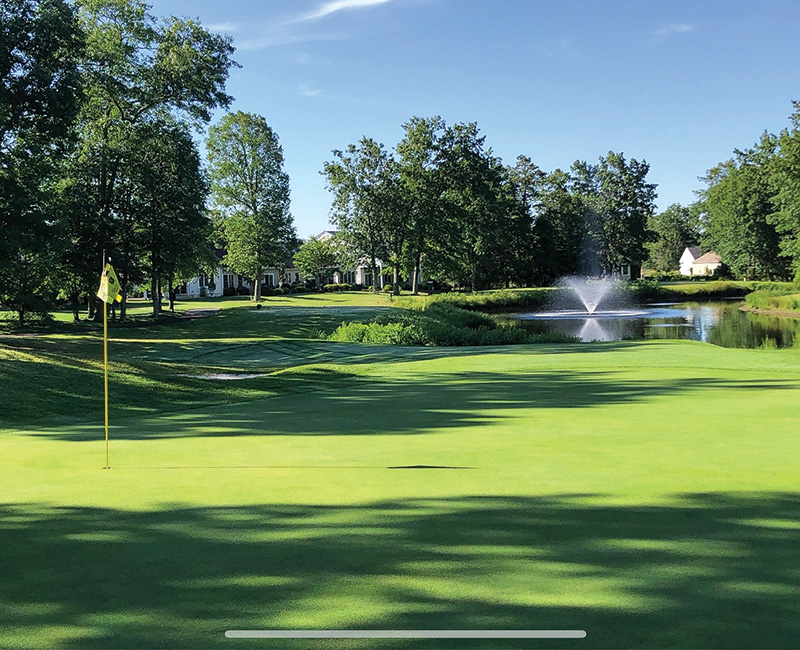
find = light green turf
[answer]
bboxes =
[1,300,799,649]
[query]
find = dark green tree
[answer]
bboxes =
[771,103,800,280]
[396,116,447,293]
[64,0,236,316]
[0,0,84,324]
[700,133,787,280]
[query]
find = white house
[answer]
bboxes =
[173,248,305,298]
[679,247,703,275]
[679,247,722,276]
[690,251,722,276]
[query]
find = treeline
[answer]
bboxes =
[694,104,800,281]
[318,117,658,294]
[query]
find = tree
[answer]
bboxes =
[124,121,212,315]
[427,122,512,291]
[700,133,787,280]
[323,138,394,292]
[396,116,447,293]
[771,103,800,280]
[595,151,657,278]
[647,204,699,272]
[533,168,585,282]
[0,0,84,324]
[64,0,236,317]
[207,111,296,301]
[293,237,338,289]
[506,155,544,286]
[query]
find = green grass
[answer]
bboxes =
[2,297,800,648]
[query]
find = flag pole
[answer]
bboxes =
[103,251,110,469]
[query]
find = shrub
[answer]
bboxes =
[323,283,351,292]
[261,287,275,296]
[222,287,236,297]
[328,303,574,347]
[382,284,393,293]
[272,288,284,296]
[236,286,250,296]
[292,286,310,294]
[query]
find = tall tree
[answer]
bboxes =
[124,121,212,315]
[396,116,447,294]
[595,151,657,278]
[207,111,296,301]
[0,0,84,324]
[506,155,544,286]
[428,122,512,291]
[323,137,395,292]
[771,103,800,280]
[700,133,787,280]
[534,168,585,282]
[65,0,236,316]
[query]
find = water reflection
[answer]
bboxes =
[512,302,800,349]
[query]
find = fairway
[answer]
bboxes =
[2,300,799,649]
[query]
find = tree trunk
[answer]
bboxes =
[371,258,379,292]
[71,292,79,321]
[392,266,400,295]
[18,309,25,327]
[253,269,262,302]
[411,250,422,295]
[151,275,160,317]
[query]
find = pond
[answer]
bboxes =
[507,301,800,349]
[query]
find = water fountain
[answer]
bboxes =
[515,276,651,341]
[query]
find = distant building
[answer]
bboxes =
[679,247,703,275]
[679,247,721,276]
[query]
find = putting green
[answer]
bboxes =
[2,303,799,648]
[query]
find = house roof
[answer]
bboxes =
[684,246,702,259]
[693,252,721,265]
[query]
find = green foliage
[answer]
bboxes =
[328,302,572,346]
[293,237,338,288]
[322,283,351,292]
[745,289,800,313]
[207,111,297,302]
[0,0,84,324]
[647,204,699,272]
[771,103,800,280]
[421,288,554,311]
[698,132,788,280]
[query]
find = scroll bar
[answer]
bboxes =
[226,630,586,639]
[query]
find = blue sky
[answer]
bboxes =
[149,0,800,238]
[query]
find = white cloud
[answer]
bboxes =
[298,84,323,96]
[238,32,344,50]
[290,0,394,24]
[653,24,694,38]
[207,22,240,33]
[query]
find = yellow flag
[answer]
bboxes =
[97,263,122,304]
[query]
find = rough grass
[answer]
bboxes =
[2,298,800,648]
[745,289,800,314]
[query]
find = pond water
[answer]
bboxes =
[508,302,800,349]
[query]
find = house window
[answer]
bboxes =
[621,264,630,277]
[223,273,235,289]
[264,273,276,287]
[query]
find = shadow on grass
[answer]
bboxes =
[0,493,797,648]
[35,367,798,441]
